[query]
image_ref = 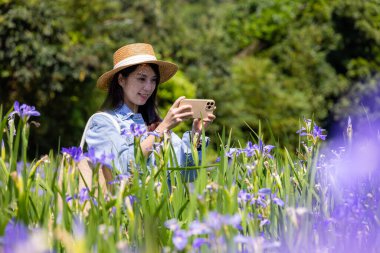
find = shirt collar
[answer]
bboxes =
[112,103,135,120]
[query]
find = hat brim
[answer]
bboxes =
[96,60,178,91]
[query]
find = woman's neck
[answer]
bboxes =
[124,101,138,113]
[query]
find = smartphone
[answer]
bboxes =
[179,99,216,119]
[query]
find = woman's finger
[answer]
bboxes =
[176,111,194,120]
[199,114,215,123]
[176,104,192,113]
[207,113,216,121]
[172,96,186,108]
[192,119,201,131]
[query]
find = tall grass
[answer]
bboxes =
[0,102,379,253]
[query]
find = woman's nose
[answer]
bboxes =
[143,81,156,91]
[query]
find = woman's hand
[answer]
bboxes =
[157,96,193,132]
[192,112,216,135]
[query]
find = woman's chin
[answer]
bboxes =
[135,100,148,106]
[136,95,150,105]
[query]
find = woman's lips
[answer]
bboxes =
[138,93,150,99]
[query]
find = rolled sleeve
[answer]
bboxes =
[85,114,134,174]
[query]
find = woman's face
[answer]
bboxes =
[118,64,158,111]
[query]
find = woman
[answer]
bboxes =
[84,43,215,180]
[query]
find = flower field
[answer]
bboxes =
[0,102,379,253]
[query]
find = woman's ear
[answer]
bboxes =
[118,73,125,87]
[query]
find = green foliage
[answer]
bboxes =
[1,0,380,155]
[225,0,302,50]
[0,0,106,153]
[0,102,337,252]
[228,56,313,143]
[218,0,380,146]
[0,0,199,155]
[328,0,380,126]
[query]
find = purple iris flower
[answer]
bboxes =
[226,149,236,158]
[244,141,255,157]
[260,219,271,227]
[272,197,284,207]
[66,195,73,202]
[188,221,212,235]
[312,125,327,140]
[97,152,115,167]
[66,188,97,206]
[120,123,146,137]
[108,174,130,185]
[78,187,91,204]
[296,127,307,136]
[236,149,244,156]
[256,195,268,208]
[263,143,275,158]
[83,146,96,158]
[238,190,252,204]
[173,229,188,251]
[99,153,114,167]
[3,220,29,253]
[165,218,180,231]
[258,188,272,196]
[84,147,115,167]
[152,142,163,153]
[252,139,275,159]
[297,119,327,141]
[224,213,242,228]
[234,234,251,244]
[132,123,146,136]
[271,194,285,207]
[128,195,136,206]
[62,146,84,162]
[10,101,40,120]
[193,238,210,249]
[205,212,223,230]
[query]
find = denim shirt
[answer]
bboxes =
[84,104,205,181]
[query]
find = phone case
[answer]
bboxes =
[179,99,216,119]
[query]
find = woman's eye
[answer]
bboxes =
[138,78,145,82]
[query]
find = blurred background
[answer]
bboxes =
[1,0,379,157]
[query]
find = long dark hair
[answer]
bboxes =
[100,64,161,128]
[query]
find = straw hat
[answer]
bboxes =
[97,43,178,91]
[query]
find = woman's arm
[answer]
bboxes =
[140,96,193,157]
